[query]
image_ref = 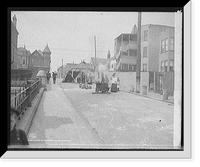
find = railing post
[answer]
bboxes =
[14,90,17,107]
[27,81,32,107]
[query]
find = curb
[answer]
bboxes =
[130,92,174,104]
[118,89,174,104]
[18,87,45,135]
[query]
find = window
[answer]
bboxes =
[170,37,174,50]
[170,60,174,71]
[144,30,148,41]
[165,38,169,51]
[122,64,128,71]
[129,65,132,71]
[129,49,137,56]
[22,59,26,65]
[165,60,168,71]
[122,51,128,56]
[161,61,165,72]
[130,34,137,41]
[129,64,136,71]
[143,47,148,57]
[161,39,165,53]
[133,65,136,71]
[161,38,169,53]
[143,63,147,71]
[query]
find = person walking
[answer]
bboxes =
[110,73,118,92]
[9,107,29,145]
[46,71,51,84]
[52,71,57,84]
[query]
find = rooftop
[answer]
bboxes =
[43,44,51,54]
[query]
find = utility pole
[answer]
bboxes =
[136,12,142,93]
[94,36,97,72]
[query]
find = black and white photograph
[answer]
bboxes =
[5,5,192,159]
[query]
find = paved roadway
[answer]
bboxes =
[28,81,174,149]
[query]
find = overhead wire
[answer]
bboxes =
[20,44,110,53]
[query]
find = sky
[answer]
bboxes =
[11,11,175,72]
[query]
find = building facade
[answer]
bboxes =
[29,44,51,78]
[114,31,138,72]
[159,27,175,72]
[140,24,174,93]
[157,27,175,95]
[11,15,19,69]
[17,46,31,69]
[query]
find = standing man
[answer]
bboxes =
[52,71,57,84]
[9,107,29,145]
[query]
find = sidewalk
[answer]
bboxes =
[27,81,101,148]
[17,87,45,135]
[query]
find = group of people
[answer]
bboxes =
[46,71,57,84]
[79,73,93,89]
[95,73,120,93]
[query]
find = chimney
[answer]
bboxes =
[12,15,17,27]
[107,50,111,59]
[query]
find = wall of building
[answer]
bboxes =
[118,72,136,92]
[159,27,175,72]
[140,25,149,71]
[148,25,170,72]
[11,21,19,69]
[140,25,174,72]
[163,71,174,96]
[148,26,160,72]
[140,71,150,92]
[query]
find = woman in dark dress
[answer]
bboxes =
[111,73,118,92]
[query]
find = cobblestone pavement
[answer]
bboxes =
[28,82,174,149]
[59,83,174,149]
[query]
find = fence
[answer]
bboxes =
[10,79,42,119]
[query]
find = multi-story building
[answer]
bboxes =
[11,15,19,69]
[29,44,51,78]
[140,24,174,92]
[114,29,138,72]
[157,27,175,95]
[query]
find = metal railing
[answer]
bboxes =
[10,79,42,119]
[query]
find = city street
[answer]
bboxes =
[28,80,174,149]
